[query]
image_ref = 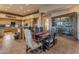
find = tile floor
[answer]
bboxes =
[0,36,79,54]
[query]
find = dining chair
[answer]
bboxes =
[23,29,42,53]
[50,27,57,45]
[42,27,57,51]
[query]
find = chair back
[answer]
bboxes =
[24,29,34,49]
[50,27,56,38]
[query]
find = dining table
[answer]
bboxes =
[32,30,50,41]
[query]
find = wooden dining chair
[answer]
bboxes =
[23,29,42,53]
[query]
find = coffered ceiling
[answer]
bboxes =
[0,4,77,17]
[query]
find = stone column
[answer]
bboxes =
[36,13,42,27]
[47,12,52,31]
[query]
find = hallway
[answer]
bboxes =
[0,36,79,54]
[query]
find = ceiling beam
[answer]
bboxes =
[0,10,39,17]
[0,10,23,17]
[22,10,39,17]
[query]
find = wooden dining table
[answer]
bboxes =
[32,31,49,40]
[33,31,48,35]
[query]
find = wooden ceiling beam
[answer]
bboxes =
[0,10,39,17]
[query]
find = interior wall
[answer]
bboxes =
[0,19,21,25]
[70,6,79,40]
[23,19,33,26]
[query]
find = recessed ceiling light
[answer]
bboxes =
[26,4,29,6]
[20,6,23,9]
[27,10,30,11]
[7,6,10,9]
[15,9,19,12]
[5,9,8,11]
